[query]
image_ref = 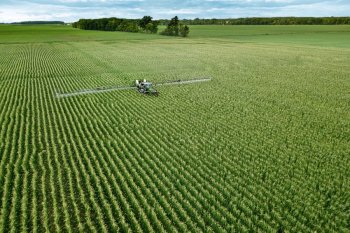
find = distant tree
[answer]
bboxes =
[138,16,159,34]
[169,16,179,27]
[118,21,139,32]
[139,16,153,30]
[145,22,158,33]
[106,18,123,31]
[160,16,189,37]
[169,16,179,36]
[179,24,190,37]
[160,27,172,36]
[105,20,116,31]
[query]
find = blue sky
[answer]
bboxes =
[0,0,349,23]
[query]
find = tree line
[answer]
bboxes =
[72,16,190,37]
[173,17,350,25]
[73,17,146,33]
[11,21,65,25]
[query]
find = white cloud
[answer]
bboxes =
[0,2,141,22]
[263,1,350,17]
[58,0,144,2]
[0,3,66,22]
[166,9,199,15]
[264,0,292,2]
[0,0,349,23]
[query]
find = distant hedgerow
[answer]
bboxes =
[72,17,158,34]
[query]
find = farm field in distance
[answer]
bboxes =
[0,24,349,232]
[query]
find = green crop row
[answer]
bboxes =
[0,25,349,232]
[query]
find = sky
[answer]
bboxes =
[0,0,349,23]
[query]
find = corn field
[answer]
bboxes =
[0,25,349,232]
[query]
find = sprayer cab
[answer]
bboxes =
[135,79,159,96]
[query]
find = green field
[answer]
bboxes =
[0,24,349,232]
